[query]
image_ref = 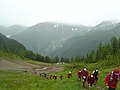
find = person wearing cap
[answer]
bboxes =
[82,67,88,87]
[50,75,53,79]
[87,74,95,88]
[93,67,99,86]
[77,69,82,81]
[104,68,120,90]
[67,71,72,78]
[60,75,63,80]
[53,75,57,80]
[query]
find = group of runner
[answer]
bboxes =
[39,67,120,90]
[68,67,120,90]
[49,74,63,80]
[77,67,98,88]
[76,67,120,90]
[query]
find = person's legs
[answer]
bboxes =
[82,79,86,87]
[82,81,85,87]
[88,83,92,88]
[109,88,116,90]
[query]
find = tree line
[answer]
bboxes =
[1,32,120,64]
[84,36,120,63]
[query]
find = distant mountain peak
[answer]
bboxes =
[89,20,120,31]
[99,20,120,25]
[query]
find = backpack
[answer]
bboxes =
[109,71,119,82]
[109,72,113,82]
[93,70,98,77]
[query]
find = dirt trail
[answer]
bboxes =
[0,59,42,70]
[0,59,64,73]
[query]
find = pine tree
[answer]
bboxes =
[110,36,118,54]
[74,55,81,62]
[118,37,120,49]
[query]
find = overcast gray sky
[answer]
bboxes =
[0,0,120,26]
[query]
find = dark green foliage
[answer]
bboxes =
[74,55,82,62]
[118,37,120,49]
[110,36,118,54]
[61,36,120,64]
[84,36,120,63]
[0,33,73,63]
[0,33,51,63]
[0,33,26,54]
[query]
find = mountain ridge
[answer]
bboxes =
[11,22,91,56]
[1,20,120,57]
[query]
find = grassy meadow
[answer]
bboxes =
[0,59,120,90]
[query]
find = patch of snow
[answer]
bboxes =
[6,35,11,38]
[53,24,58,28]
[72,28,74,31]
[72,28,78,31]
[111,20,120,24]
[87,28,92,31]
[92,20,120,31]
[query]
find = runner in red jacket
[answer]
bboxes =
[87,74,95,88]
[77,70,82,81]
[104,68,120,90]
[60,75,63,80]
[50,75,53,79]
[67,71,72,78]
[82,67,88,87]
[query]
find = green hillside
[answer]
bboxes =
[0,33,51,63]
[0,33,26,52]
[0,59,120,90]
[0,33,120,90]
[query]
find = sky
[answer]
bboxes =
[0,0,120,26]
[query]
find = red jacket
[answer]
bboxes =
[82,70,88,77]
[67,71,72,78]
[60,75,63,79]
[87,74,95,84]
[50,75,53,79]
[104,72,119,88]
[77,71,82,77]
